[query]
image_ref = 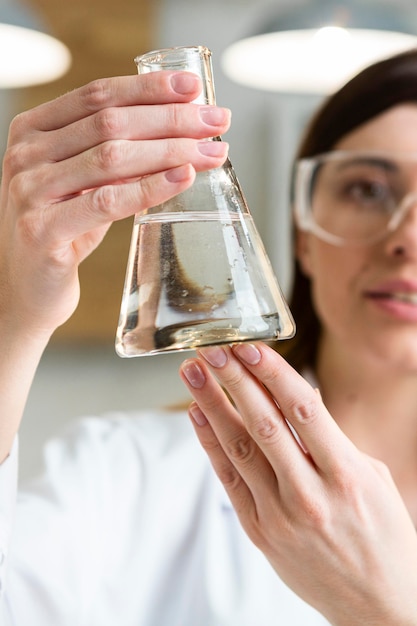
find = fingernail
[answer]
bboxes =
[199,346,227,368]
[232,343,261,365]
[165,164,194,183]
[314,387,322,400]
[170,72,200,94]
[189,404,208,426]
[199,106,231,127]
[197,141,229,157]
[181,360,206,388]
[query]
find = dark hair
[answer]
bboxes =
[278,48,417,373]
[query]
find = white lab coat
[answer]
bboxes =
[0,410,330,625]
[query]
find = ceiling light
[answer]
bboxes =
[0,0,71,88]
[221,0,417,94]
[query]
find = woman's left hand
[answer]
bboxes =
[179,342,417,626]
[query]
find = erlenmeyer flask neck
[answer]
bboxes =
[134,45,216,105]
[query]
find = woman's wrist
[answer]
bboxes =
[0,316,51,463]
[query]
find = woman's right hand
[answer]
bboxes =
[0,71,231,341]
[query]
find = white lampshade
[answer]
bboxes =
[0,0,71,88]
[221,1,417,94]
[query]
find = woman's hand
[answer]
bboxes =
[0,71,230,462]
[0,71,230,340]
[180,342,417,626]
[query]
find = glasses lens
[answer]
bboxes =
[307,154,408,243]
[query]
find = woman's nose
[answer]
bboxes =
[384,199,417,258]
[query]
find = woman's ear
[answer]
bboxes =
[295,229,314,278]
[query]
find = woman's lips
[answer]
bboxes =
[364,280,417,320]
[368,292,417,305]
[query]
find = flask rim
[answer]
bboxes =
[134,45,211,69]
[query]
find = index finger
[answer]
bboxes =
[231,342,358,475]
[10,71,202,135]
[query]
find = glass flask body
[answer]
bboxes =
[116,46,295,357]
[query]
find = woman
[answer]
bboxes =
[0,49,416,624]
[180,49,417,624]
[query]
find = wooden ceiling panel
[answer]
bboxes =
[19,0,158,108]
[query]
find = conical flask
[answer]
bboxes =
[116,45,295,357]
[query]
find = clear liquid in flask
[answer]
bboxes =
[116,210,295,356]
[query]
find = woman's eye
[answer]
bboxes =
[341,179,389,204]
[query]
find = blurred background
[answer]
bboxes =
[3,0,417,480]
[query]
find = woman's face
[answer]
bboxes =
[296,104,417,371]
